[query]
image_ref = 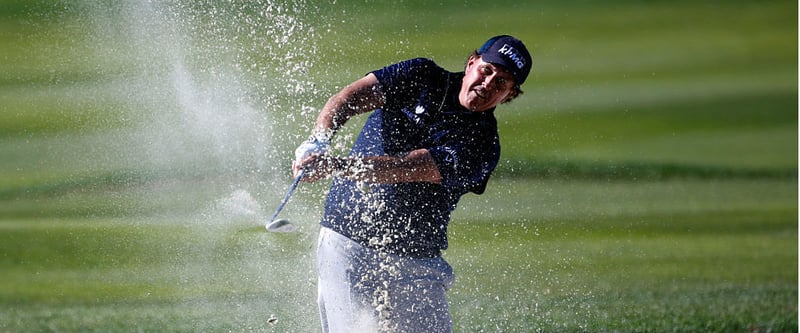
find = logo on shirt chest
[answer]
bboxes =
[403,104,427,125]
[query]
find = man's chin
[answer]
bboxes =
[467,103,491,112]
[460,93,490,112]
[468,98,492,111]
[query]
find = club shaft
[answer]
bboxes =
[268,169,305,223]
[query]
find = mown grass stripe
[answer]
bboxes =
[496,159,797,180]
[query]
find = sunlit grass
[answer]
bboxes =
[447,178,797,332]
[0,0,796,331]
[1,178,795,332]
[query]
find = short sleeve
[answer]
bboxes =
[371,58,438,107]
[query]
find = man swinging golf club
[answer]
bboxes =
[293,35,532,333]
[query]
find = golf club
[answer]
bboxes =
[265,169,305,233]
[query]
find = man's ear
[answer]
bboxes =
[465,54,480,70]
[502,89,519,104]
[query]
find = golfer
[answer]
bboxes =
[293,35,532,333]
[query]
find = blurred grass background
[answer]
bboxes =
[0,0,797,332]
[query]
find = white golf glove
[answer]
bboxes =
[294,130,333,163]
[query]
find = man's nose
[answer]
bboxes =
[483,74,501,90]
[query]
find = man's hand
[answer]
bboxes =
[294,131,331,163]
[293,154,341,182]
[293,130,335,181]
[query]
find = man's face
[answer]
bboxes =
[458,55,517,112]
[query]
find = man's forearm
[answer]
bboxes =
[334,149,442,184]
[314,73,384,134]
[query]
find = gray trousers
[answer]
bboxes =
[317,227,455,333]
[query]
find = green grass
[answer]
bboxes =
[0,178,795,332]
[0,215,319,331]
[447,178,797,332]
[0,0,797,332]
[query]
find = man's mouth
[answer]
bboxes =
[473,87,487,99]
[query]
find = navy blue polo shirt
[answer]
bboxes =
[320,58,500,257]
